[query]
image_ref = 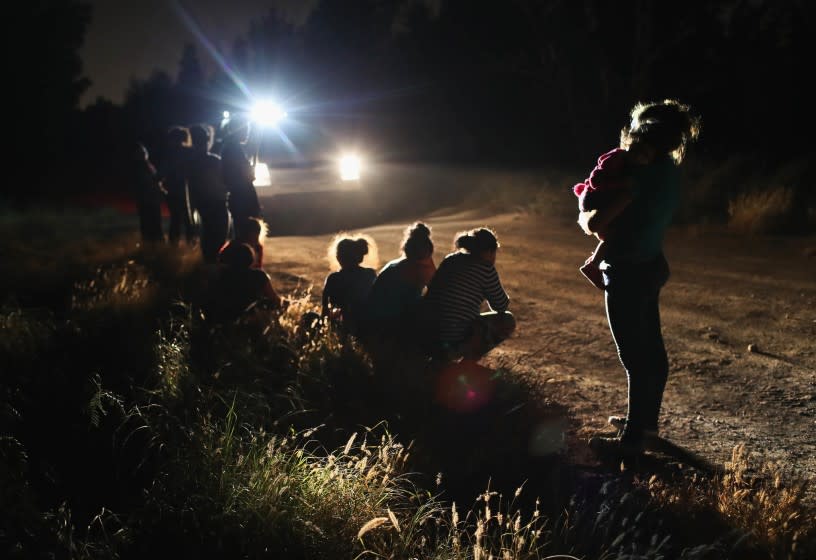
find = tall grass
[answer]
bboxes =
[680,154,814,234]
[458,167,577,223]
[717,446,811,557]
[728,186,795,234]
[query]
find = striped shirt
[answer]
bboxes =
[422,252,509,343]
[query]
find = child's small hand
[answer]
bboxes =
[577,210,596,235]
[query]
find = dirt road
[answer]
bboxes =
[264,208,816,496]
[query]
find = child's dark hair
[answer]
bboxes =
[620,99,701,164]
[237,217,263,240]
[190,124,213,152]
[336,237,369,268]
[132,142,149,162]
[219,242,255,269]
[455,227,499,254]
[402,222,433,260]
[327,233,378,271]
[167,126,191,147]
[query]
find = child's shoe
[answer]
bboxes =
[580,261,605,290]
[578,261,606,290]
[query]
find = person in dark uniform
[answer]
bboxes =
[187,125,228,264]
[129,142,164,245]
[160,126,194,245]
[220,116,261,240]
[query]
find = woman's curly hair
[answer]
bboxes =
[620,99,702,164]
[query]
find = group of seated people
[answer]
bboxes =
[321,221,516,363]
[203,219,516,364]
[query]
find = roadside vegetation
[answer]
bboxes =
[459,156,815,237]
[1,205,813,559]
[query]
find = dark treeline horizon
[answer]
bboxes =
[10,0,815,201]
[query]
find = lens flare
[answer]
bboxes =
[339,154,361,181]
[253,163,271,187]
[434,359,495,413]
[250,100,286,127]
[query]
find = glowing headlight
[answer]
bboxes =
[339,155,361,181]
[250,100,286,127]
[253,162,271,187]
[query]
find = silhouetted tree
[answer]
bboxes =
[76,0,816,199]
[174,43,208,126]
[77,98,125,195]
[9,1,91,200]
[122,71,176,150]
[177,43,205,92]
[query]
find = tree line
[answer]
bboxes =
[10,0,814,201]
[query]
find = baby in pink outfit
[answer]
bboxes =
[574,144,655,289]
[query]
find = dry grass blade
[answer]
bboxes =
[343,432,357,456]
[387,508,400,533]
[357,516,390,539]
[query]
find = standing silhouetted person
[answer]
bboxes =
[579,99,701,459]
[188,124,228,263]
[220,116,260,239]
[129,142,164,245]
[160,126,194,245]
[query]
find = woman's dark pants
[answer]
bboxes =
[603,256,670,445]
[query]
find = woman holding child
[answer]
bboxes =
[576,99,701,458]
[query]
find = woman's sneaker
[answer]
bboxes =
[608,415,626,432]
[607,416,659,441]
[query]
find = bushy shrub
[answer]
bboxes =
[728,186,795,234]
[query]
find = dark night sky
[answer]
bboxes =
[71,1,814,167]
[80,0,318,106]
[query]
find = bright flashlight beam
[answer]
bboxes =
[253,163,271,187]
[339,155,361,181]
[250,100,286,127]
